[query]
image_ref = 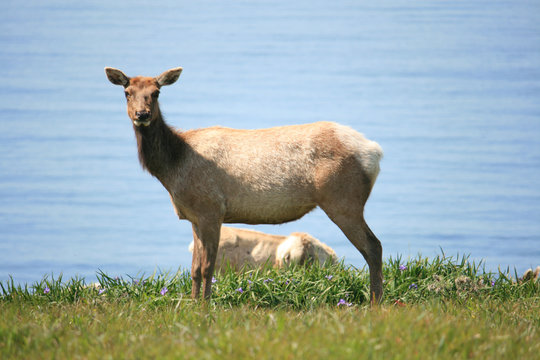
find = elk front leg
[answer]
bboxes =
[190,224,203,299]
[192,219,221,300]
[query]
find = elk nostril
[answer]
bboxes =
[135,111,150,121]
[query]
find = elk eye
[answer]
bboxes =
[151,91,160,98]
[124,91,131,99]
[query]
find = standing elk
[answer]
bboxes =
[105,67,384,303]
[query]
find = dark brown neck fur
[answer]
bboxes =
[134,107,186,179]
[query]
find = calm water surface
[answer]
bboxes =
[1,1,539,284]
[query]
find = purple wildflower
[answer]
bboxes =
[409,283,418,290]
[43,287,50,294]
[247,280,253,285]
[211,277,217,284]
[399,265,407,271]
[160,287,168,296]
[491,280,495,287]
[337,299,352,307]
[98,288,106,295]
[236,287,243,293]
[263,278,274,283]
[325,275,333,280]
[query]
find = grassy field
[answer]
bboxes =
[1,254,539,359]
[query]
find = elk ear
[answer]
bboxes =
[156,67,183,87]
[105,67,130,87]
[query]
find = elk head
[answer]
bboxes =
[105,67,183,127]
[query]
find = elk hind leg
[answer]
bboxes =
[321,204,383,304]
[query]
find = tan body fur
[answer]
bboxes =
[105,67,384,303]
[189,226,337,271]
[167,122,381,225]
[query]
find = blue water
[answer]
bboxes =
[1,1,539,285]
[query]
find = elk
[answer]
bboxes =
[188,226,338,271]
[105,67,384,303]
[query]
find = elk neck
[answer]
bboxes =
[133,107,186,179]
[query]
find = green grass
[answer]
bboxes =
[1,253,539,359]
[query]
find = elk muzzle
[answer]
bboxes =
[133,111,152,127]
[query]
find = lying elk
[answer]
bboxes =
[105,67,384,303]
[188,226,338,271]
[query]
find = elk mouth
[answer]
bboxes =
[133,119,151,127]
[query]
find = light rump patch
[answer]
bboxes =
[333,125,383,183]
